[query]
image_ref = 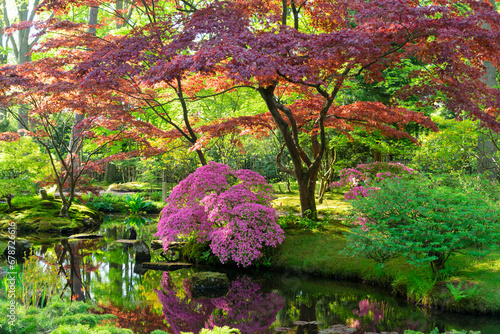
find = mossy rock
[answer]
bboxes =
[106,182,158,192]
[0,198,103,234]
[188,271,229,298]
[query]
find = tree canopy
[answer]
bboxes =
[0,0,500,216]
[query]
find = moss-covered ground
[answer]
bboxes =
[0,195,102,234]
[270,185,500,315]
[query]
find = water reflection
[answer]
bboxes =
[157,272,284,334]
[2,224,500,334]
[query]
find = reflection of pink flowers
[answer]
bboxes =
[208,276,285,333]
[347,318,360,328]
[353,299,385,332]
[156,272,215,334]
[155,162,284,267]
[156,273,285,334]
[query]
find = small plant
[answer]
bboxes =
[296,210,325,230]
[124,194,152,228]
[19,254,61,307]
[447,281,480,302]
[277,212,297,229]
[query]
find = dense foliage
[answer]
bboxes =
[333,162,416,200]
[0,137,52,211]
[155,162,284,267]
[344,177,500,275]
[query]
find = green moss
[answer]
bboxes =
[106,182,161,192]
[0,197,102,234]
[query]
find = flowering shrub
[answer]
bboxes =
[332,162,416,200]
[155,162,284,267]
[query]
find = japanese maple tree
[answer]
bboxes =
[11,0,500,219]
[159,0,500,218]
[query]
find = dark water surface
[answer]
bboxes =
[1,223,499,334]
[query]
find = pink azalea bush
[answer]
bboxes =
[331,162,416,200]
[155,162,284,267]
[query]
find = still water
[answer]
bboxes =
[1,224,499,334]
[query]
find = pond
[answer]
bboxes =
[1,221,499,334]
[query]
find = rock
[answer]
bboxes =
[2,240,32,260]
[141,262,192,271]
[190,271,229,291]
[150,239,163,250]
[114,239,136,245]
[133,262,148,275]
[133,240,151,263]
[39,189,49,200]
[68,233,103,239]
[151,240,186,251]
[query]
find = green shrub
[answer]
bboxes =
[344,177,500,276]
[296,210,326,230]
[405,329,479,334]
[52,324,133,334]
[83,193,127,213]
[0,300,117,334]
[124,194,152,228]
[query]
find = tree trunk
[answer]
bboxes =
[5,194,13,212]
[297,176,318,219]
[478,7,498,180]
[258,85,329,219]
[105,162,118,183]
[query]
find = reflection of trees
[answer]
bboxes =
[208,276,285,333]
[55,238,103,301]
[156,273,285,334]
[273,279,430,333]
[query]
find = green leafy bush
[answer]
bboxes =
[83,193,127,213]
[405,329,479,334]
[344,177,500,276]
[124,194,152,228]
[51,324,132,334]
[0,300,118,334]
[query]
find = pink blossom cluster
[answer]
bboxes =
[156,272,285,334]
[344,186,380,200]
[155,162,284,267]
[331,162,415,200]
[353,217,373,231]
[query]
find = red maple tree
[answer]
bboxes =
[6,0,500,218]
[140,0,500,217]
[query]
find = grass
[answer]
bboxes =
[271,182,351,216]
[269,183,500,314]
